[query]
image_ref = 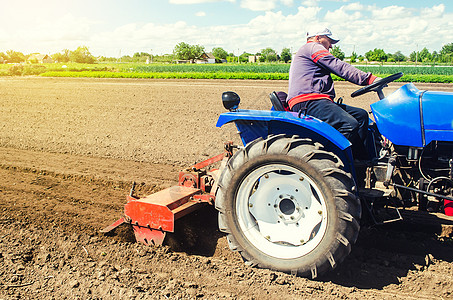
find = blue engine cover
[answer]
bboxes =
[371,83,453,147]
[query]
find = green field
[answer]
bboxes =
[2,62,453,83]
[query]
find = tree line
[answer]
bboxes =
[2,42,453,64]
[331,44,453,64]
[1,46,96,64]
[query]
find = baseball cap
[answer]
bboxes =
[306,28,339,44]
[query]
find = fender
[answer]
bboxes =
[216,109,354,172]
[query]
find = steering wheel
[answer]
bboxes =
[351,72,403,99]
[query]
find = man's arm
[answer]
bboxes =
[312,44,376,86]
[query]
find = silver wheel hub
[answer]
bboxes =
[236,164,328,259]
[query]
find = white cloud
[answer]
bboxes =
[371,5,407,20]
[85,3,453,57]
[422,4,445,18]
[280,0,294,6]
[342,2,364,11]
[196,11,207,16]
[1,2,453,58]
[302,0,318,7]
[240,0,277,11]
[320,3,453,55]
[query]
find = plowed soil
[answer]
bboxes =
[0,77,452,299]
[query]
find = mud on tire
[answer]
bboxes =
[215,134,361,278]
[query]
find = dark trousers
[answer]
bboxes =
[292,99,369,159]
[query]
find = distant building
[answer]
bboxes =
[28,54,54,64]
[196,52,216,64]
[248,55,261,63]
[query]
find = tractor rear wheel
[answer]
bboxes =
[215,135,360,278]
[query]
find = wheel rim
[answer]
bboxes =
[235,163,328,259]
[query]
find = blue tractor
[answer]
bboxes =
[104,73,453,278]
[214,72,453,278]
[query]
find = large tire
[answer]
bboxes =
[215,134,361,278]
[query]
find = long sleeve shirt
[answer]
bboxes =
[287,41,374,109]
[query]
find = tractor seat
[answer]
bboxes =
[269,91,289,111]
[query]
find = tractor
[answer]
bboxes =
[102,73,453,278]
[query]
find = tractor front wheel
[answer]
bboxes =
[215,135,360,278]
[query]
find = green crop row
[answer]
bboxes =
[127,63,453,76]
[128,63,290,74]
[39,70,453,83]
[2,61,452,82]
[356,65,453,75]
[39,71,289,80]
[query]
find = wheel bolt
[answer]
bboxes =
[318,210,322,215]
[299,177,304,181]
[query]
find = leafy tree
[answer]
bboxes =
[350,51,358,63]
[212,47,228,60]
[120,55,133,62]
[392,51,406,62]
[409,51,420,63]
[260,47,278,62]
[132,52,151,62]
[440,43,453,55]
[331,45,345,60]
[69,46,95,63]
[238,52,252,63]
[280,48,291,63]
[173,42,205,60]
[419,47,432,62]
[5,50,26,63]
[440,43,453,63]
[173,42,191,60]
[52,49,70,63]
[151,54,174,63]
[365,48,387,62]
[431,51,440,62]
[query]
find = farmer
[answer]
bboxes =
[287,28,380,159]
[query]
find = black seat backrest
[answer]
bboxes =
[269,91,289,111]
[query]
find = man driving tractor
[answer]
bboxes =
[287,28,380,159]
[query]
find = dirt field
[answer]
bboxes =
[0,77,452,299]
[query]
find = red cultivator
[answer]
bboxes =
[101,142,233,245]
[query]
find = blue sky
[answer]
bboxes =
[1,0,452,58]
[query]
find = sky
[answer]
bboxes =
[1,0,452,58]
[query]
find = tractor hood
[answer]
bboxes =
[371,83,453,147]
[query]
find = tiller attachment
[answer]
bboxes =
[101,143,233,246]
